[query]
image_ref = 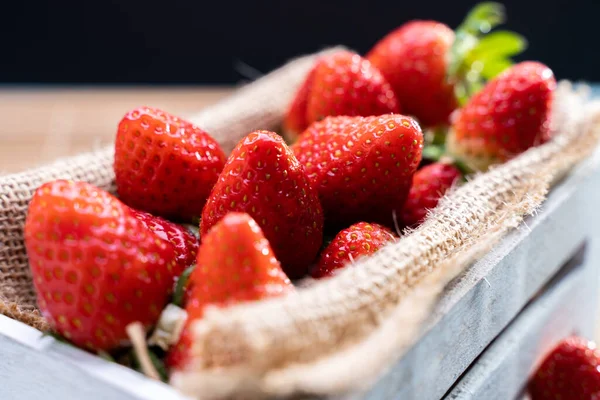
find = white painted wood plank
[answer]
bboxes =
[0,314,189,400]
[444,242,599,400]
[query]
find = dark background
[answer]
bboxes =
[1,0,598,85]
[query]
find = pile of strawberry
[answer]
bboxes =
[23,1,561,383]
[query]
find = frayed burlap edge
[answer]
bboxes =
[170,82,600,400]
[0,47,345,329]
[0,291,49,332]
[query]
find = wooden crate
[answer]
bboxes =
[1,121,599,399]
[445,242,598,399]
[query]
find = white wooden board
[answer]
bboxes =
[445,242,599,399]
[0,314,188,400]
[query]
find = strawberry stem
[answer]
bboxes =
[126,322,166,382]
[172,264,196,307]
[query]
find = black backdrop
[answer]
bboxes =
[2,0,599,84]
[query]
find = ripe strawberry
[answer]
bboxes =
[401,162,462,228]
[367,20,456,128]
[130,210,198,275]
[528,336,600,399]
[282,50,400,141]
[167,212,294,369]
[292,114,423,227]
[114,106,226,222]
[367,3,527,129]
[24,180,179,351]
[283,66,317,141]
[447,61,556,171]
[200,130,323,279]
[311,222,396,279]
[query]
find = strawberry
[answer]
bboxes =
[367,21,456,128]
[24,180,179,351]
[311,222,396,279]
[200,130,323,279]
[282,50,400,142]
[114,106,226,222]
[401,162,462,228]
[167,212,294,369]
[528,336,600,399]
[367,3,527,128]
[292,114,423,227]
[447,61,556,171]
[130,210,198,275]
[283,66,317,141]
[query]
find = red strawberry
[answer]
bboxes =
[311,222,396,279]
[282,50,400,141]
[130,210,198,274]
[167,212,293,369]
[24,180,179,351]
[401,162,462,228]
[528,336,600,399]
[447,61,556,170]
[283,66,317,141]
[114,106,226,222]
[367,21,456,128]
[292,114,423,227]
[200,130,323,279]
[367,3,527,129]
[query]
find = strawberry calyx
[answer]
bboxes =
[172,264,196,307]
[421,142,472,178]
[447,2,527,105]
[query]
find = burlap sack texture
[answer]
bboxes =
[0,47,341,329]
[1,46,599,399]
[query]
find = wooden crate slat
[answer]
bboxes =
[445,241,600,399]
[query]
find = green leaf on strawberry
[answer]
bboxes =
[455,2,505,36]
[447,2,527,105]
[467,30,528,80]
[466,30,527,65]
[421,144,446,163]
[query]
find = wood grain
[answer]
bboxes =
[0,87,234,174]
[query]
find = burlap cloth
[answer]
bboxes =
[1,47,600,399]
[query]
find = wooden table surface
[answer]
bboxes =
[0,87,234,174]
